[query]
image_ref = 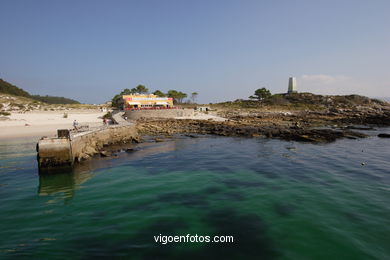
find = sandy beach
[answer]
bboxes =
[0,110,106,140]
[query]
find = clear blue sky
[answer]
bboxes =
[1,0,389,104]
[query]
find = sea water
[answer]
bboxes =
[0,129,389,259]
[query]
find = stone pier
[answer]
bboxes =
[37,112,139,172]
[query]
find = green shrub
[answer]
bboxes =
[103,111,112,119]
[0,111,11,116]
[10,102,25,109]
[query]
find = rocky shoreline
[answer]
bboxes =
[89,98,390,160]
[134,106,390,143]
[135,118,368,143]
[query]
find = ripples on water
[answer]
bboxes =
[0,129,389,259]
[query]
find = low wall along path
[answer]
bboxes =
[125,108,194,120]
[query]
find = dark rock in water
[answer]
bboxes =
[346,125,375,130]
[135,115,379,144]
[295,134,318,142]
[132,137,142,143]
[100,151,111,157]
[184,134,198,138]
[274,202,295,217]
[378,133,390,138]
[125,148,135,153]
[285,146,297,150]
[343,130,368,138]
[278,129,367,143]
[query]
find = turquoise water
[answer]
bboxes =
[1,130,390,259]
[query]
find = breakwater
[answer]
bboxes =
[37,112,139,171]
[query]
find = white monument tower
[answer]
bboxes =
[288,77,298,94]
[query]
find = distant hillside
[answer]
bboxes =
[30,95,80,104]
[0,78,80,104]
[0,79,31,98]
[375,97,390,103]
[216,92,389,110]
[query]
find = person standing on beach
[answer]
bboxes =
[73,120,78,131]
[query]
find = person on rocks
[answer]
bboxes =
[73,120,79,131]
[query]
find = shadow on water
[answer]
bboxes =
[158,192,210,208]
[68,217,189,260]
[273,202,296,217]
[37,166,93,202]
[67,208,277,260]
[35,140,184,206]
[221,179,266,188]
[195,208,277,259]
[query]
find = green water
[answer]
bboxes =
[0,132,390,259]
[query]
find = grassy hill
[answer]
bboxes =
[214,93,389,111]
[30,95,80,104]
[0,78,80,104]
[0,93,99,114]
[0,79,30,98]
[0,79,100,114]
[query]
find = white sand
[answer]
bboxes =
[0,110,226,140]
[0,110,106,140]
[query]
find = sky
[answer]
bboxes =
[0,0,389,104]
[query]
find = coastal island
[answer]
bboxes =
[1,78,390,170]
[2,1,390,258]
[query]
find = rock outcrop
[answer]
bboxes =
[136,118,369,143]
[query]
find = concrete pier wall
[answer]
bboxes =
[37,109,194,170]
[37,117,138,170]
[125,108,194,120]
[71,124,138,162]
[37,138,73,168]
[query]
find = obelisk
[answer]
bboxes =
[288,77,297,94]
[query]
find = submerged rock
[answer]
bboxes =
[184,134,198,138]
[100,151,111,157]
[378,133,390,138]
[346,125,375,130]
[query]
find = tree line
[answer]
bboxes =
[31,95,80,104]
[0,78,80,104]
[112,85,198,107]
[249,87,272,100]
